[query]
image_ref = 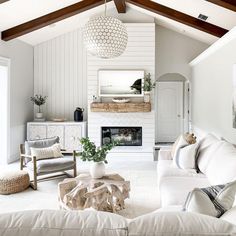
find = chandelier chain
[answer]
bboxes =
[104,0,107,16]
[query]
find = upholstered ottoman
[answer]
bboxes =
[0,170,30,194]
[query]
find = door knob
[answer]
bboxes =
[177,114,181,117]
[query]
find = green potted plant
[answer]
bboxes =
[80,137,118,178]
[142,73,156,103]
[30,94,47,119]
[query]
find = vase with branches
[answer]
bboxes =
[31,94,47,119]
[80,137,118,178]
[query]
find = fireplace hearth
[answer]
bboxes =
[101,127,142,146]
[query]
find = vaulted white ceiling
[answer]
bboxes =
[0,0,235,45]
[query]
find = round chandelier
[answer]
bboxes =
[83,1,128,59]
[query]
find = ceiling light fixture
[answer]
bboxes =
[83,0,128,59]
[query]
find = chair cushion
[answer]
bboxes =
[27,156,74,174]
[25,136,59,155]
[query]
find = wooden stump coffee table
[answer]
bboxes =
[58,173,130,213]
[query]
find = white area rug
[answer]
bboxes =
[0,158,160,219]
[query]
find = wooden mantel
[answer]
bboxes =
[90,102,151,113]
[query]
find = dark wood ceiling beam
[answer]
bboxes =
[113,0,126,13]
[206,0,236,12]
[126,0,228,37]
[1,0,111,41]
[0,0,9,4]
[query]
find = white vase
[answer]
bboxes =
[144,92,150,103]
[90,162,105,179]
[35,112,43,118]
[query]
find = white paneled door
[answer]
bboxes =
[156,82,184,143]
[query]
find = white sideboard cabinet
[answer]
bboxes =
[27,121,87,151]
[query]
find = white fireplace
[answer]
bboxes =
[87,23,155,160]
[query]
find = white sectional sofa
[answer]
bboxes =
[0,209,236,236]
[2,134,236,235]
[157,133,236,208]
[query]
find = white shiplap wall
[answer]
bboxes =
[87,23,155,154]
[34,29,87,121]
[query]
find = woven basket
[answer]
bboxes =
[0,170,30,195]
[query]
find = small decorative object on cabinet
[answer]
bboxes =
[142,73,156,103]
[74,107,84,122]
[80,137,118,178]
[30,94,47,120]
[27,121,87,151]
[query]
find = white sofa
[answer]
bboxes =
[0,209,236,236]
[157,133,236,208]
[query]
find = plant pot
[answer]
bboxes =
[144,92,150,103]
[90,162,105,179]
[35,112,43,118]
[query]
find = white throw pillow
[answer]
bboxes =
[195,134,220,173]
[183,181,236,217]
[172,135,189,164]
[205,141,236,185]
[197,140,222,174]
[128,211,236,236]
[30,143,63,160]
[174,143,199,169]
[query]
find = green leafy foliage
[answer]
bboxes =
[142,73,156,92]
[80,137,118,164]
[30,94,47,112]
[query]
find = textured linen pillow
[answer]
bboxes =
[174,143,199,169]
[25,136,60,155]
[30,143,63,160]
[183,181,236,218]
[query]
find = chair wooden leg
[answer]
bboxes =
[73,150,77,177]
[33,156,37,190]
[20,156,24,170]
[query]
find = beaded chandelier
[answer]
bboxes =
[83,0,128,59]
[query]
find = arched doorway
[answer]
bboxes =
[155,73,189,143]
